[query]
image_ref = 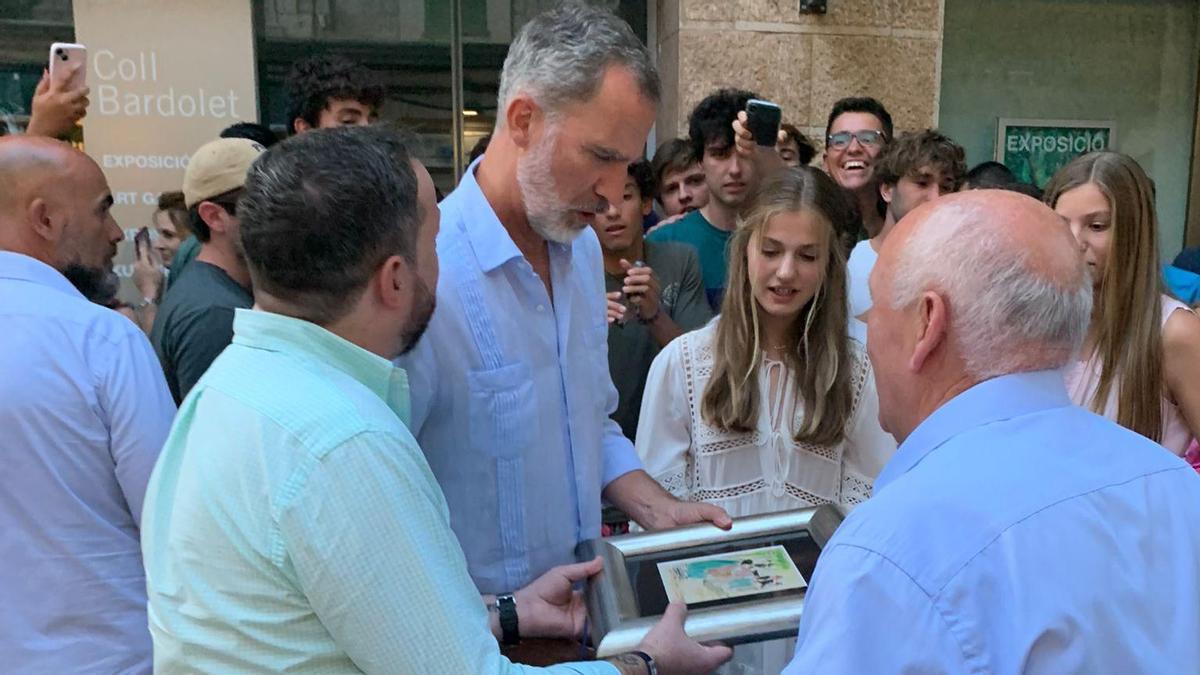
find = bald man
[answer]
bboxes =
[784,191,1200,672]
[0,136,175,674]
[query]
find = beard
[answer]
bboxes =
[516,126,604,244]
[397,275,437,356]
[64,263,121,307]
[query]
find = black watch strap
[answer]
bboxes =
[497,593,520,645]
[630,650,657,675]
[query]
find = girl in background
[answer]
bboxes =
[1045,151,1200,456]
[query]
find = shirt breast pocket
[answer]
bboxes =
[467,362,535,459]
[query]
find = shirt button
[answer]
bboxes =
[537,304,545,312]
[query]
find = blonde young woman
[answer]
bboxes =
[635,167,895,673]
[1045,151,1200,455]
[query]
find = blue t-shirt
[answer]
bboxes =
[647,209,731,311]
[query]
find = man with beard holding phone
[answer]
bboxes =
[398,7,732,662]
[0,135,175,674]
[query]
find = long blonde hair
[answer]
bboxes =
[1043,152,1164,441]
[701,168,854,445]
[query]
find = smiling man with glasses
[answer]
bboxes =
[822,96,893,241]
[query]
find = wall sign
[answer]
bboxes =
[73,0,258,301]
[995,118,1115,188]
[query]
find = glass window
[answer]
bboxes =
[0,0,75,134]
[255,0,646,194]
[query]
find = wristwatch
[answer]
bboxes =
[495,594,519,645]
[134,296,156,310]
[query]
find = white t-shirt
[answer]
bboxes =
[847,238,878,322]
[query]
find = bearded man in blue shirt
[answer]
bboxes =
[784,190,1200,672]
[398,3,730,612]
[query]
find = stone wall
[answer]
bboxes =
[655,0,944,150]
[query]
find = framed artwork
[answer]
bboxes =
[577,504,844,657]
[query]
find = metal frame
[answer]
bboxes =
[993,118,1117,163]
[577,505,844,658]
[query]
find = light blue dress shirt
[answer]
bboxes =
[0,251,175,674]
[399,163,641,595]
[142,309,616,674]
[785,370,1200,674]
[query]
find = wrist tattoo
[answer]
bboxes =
[604,653,652,675]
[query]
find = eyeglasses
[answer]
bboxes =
[826,130,885,149]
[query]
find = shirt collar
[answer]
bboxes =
[456,158,524,273]
[875,369,1073,492]
[0,251,85,300]
[230,308,411,422]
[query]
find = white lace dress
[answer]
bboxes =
[634,321,896,674]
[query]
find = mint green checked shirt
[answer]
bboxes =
[142,309,616,674]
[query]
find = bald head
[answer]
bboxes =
[0,136,121,293]
[866,189,1092,440]
[882,190,1084,290]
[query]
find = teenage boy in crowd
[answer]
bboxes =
[823,96,893,241]
[170,122,282,288]
[151,138,263,403]
[597,160,712,441]
[777,123,816,168]
[286,53,383,134]
[846,130,965,334]
[648,88,762,311]
[651,138,709,221]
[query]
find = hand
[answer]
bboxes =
[619,259,661,322]
[604,471,733,533]
[637,602,732,674]
[512,556,603,640]
[132,236,165,301]
[607,291,628,325]
[642,496,732,532]
[732,111,787,174]
[26,66,90,139]
[646,211,687,236]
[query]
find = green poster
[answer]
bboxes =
[996,119,1115,188]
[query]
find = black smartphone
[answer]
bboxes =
[745,99,782,147]
[134,226,151,256]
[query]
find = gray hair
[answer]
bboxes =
[496,3,659,126]
[889,201,1092,379]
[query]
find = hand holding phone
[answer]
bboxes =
[731,104,788,180]
[134,227,152,257]
[49,43,87,91]
[132,227,165,301]
[27,43,89,138]
[745,99,782,147]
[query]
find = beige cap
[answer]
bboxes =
[182,138,266,208]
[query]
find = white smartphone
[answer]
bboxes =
[49,42,87,90]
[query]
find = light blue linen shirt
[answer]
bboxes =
[399,163,641,595]
[142,309,615,674]
[784,370,1200,673]
[0,251,175,674]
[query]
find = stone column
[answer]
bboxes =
[655,0,944,149]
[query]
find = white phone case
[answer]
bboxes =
[49,42,87,89]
